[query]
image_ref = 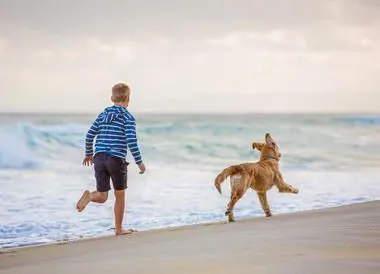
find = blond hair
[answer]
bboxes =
[111,83,130,103]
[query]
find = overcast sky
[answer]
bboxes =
[0,0,379,113]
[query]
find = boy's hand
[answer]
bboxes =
[82,156,93,166]
[138,162,146,174]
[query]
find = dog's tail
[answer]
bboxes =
[214,165,246,194]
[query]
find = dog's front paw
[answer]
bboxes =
[228,215,235,222]
[225,210,235,222]
[292,188,299,194]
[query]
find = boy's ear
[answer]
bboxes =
[252,142,265,152]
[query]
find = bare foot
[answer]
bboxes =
[76,190,91,212]
[115,228,136,236]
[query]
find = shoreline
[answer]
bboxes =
[1,200,379,274]
[1,199,378,252]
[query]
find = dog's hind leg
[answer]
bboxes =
[257,192,272,217]
[225,189,246,222]
[225,174,248,222]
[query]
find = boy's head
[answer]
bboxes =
[111,83,130,106]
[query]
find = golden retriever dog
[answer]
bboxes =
[214,133,299,222]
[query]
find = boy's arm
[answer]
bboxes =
[85,118,100,156]
[125,120,143,164]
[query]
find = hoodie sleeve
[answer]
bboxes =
[85,116,100,156]
[125,119,143,164]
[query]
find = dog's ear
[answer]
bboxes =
[265,133,276,148]
[252,142,265,151]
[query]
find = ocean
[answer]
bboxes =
[1,113,380,249]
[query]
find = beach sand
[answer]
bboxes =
[1,201,379,274]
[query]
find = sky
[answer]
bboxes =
[0,0,379,113]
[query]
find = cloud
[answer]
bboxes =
[205,25,380,52]
[87,38,133,61]
[206,30,308,51]
[0,0,379,113]
[1,0,379,40]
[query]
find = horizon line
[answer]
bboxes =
[0,111,379,116]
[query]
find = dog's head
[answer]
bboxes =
[252,133,281,161]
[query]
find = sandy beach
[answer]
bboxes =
[1,201,379,274]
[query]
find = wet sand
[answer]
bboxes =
[1,201,379,274]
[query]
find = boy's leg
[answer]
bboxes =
[90,191,108,203]
[76,190,108,212]
[105,155,131,235]
[76,153,110,212]
[114,189,131,235]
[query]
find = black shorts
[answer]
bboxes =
[93,153,129,192]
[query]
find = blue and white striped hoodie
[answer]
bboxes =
[85,105,142,164]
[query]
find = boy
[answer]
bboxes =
[76,82,146,235]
